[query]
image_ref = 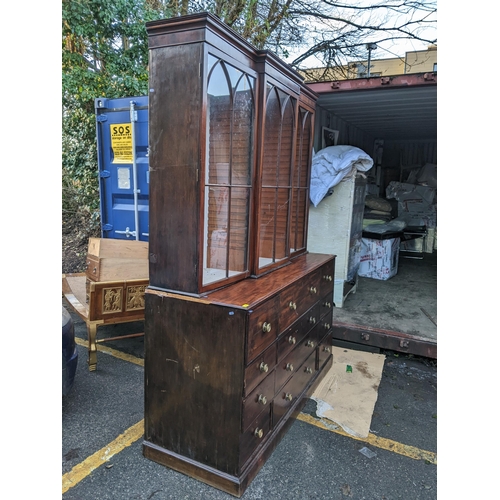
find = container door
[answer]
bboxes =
[95,96,149,241]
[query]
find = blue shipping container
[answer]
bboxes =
[95,96,149,241]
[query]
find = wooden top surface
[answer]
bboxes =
[147,253,334,310]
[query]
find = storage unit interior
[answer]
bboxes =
[143,13,335,497]
[306,75,437,356]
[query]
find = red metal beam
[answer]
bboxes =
[307,73,437,94]
[331,321,437,359]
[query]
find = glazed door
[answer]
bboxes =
[255,80,297,275]
[202,53,256,289]
[290,107,313,256]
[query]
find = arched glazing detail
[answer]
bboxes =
[258,84,296,270]
[203,56,255,286]
[290,108,312,253]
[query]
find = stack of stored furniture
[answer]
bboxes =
[143,13,335,497]
[62,237,149,371]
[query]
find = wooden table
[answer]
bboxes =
[62,273,147,371]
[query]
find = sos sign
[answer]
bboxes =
[110,123,133,164]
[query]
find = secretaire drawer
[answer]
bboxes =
[279,269,323,331]
[319,292,334,319]
[317,331,333,369]
[310,315,333,347]
[318,259,335,297]
[246,296,280,364]
[239,408,271,470]
[242,370,275,432]
[243,343,277,397]
[273,350,316,426]
[277,303,320,362]
[275,330,317,391]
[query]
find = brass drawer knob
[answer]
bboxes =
[285,393,293,401]
[323,323,331,330]
[286,363,294,372]
[258,394,267,405]
[262,322,272,333]
[259,362,269,373]
[323,346,331,353]
[309,286,317,294]
[323,275,333,281]
[323,301,332,308]
[305,367,313,374]
[306,340,315,348]
[309,316,316,324]
[289,301,297,310]
[288,335,296,345]
[254,428,264,438]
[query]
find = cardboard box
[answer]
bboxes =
[358,237,400,280]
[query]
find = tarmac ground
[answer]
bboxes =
[62,301,437,500]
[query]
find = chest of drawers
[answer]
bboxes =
[143,253,334,497]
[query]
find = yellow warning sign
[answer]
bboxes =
[110,123,133,163]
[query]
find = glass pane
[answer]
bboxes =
[228,187,250,272]
[275,188,289,259]
[294,109,311,189]
[232,75,254,186]
[258,187,289,268]
[226,64,244,92]
[207,61,231,185]
[205,186,229,279]
[207,53,218,74]
[259,187,276,267]
[290,188,307,252]
[262,86,280,186]
[278,91,294,187]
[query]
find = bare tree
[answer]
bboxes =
[288,1,436,78]
[167,0,436,78]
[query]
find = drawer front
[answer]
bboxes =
[319,292,334,319]
[294,352,318,390]
[85,255,101,281]
[310,315,333,347]
[242,370,275,432]
[317,331,333,369]
[275,330,317,391]
[279,268,323,331]
[247,296,280,364]
[239,407,271,469]
[318,259,335,298]
[244,343,277,397]
[273,350,316,426]
[277,303,320,362]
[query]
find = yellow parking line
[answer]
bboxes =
[297,413,437,465]
[75,337,144,367]
[62,420,144,493]
[66,339,434,495]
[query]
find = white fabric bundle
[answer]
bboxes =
[310,145,373,207]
